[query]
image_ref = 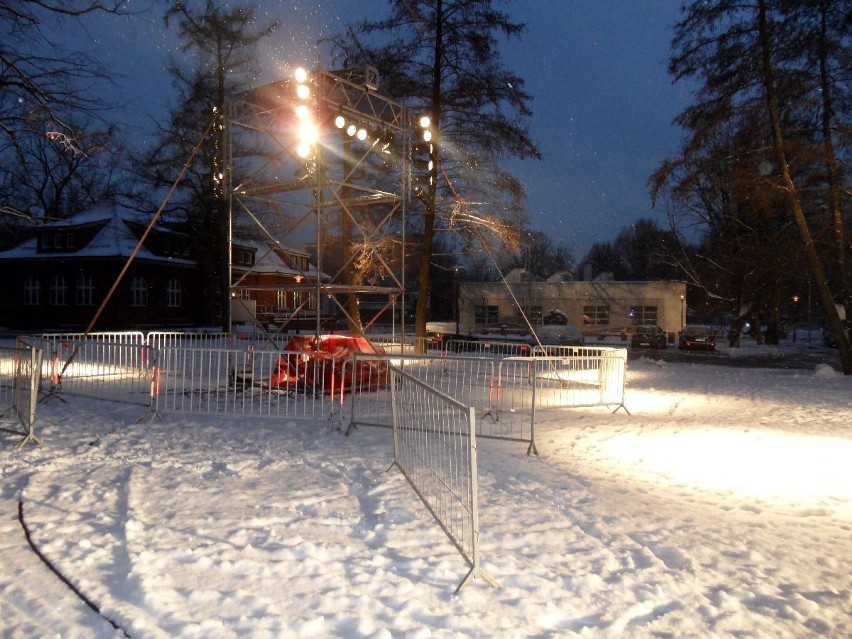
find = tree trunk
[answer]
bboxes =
[414,0,444,355]
[757,0,852,373]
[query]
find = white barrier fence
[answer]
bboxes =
[343,346,628,454]
[0,343,43,448]
[23,334,627,452]
[389,366,498,592]
[155,347,336,421]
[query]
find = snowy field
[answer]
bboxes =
[1,350,851,638]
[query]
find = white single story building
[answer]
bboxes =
[457,272,687,340]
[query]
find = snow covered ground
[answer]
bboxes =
[1,347,850,638]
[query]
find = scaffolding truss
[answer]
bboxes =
[224,66,412,337]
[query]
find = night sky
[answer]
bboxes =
[77,1,691,259]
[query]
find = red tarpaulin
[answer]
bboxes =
[269,335,389,393]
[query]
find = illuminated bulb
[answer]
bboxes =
[297,121,319,144]
[357,128,367,141]
[419,115,430,129]
[296,84,310,100]
[293,67,308,83]
[346,124,357,137]
[422,129,432,142]
[295,104,310,120]
[334,115,346,129]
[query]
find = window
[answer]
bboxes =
[131,276,148,307]
[474,304,499,326]
[277,290,288,308]
[583,305,610,325]
[49,274,68,305]
[167,278,181,308]
[517,305,542,325]
[76,274,94,306]
[630,305,658,325]
[24,275,40,305]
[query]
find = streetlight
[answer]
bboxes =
[791,295,799,342]
[452,264,463,330]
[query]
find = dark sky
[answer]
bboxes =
[80,0,690,259]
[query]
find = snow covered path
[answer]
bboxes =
[1,357,850,638]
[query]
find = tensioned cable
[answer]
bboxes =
[438,163,551,355]
[58,116,218,380]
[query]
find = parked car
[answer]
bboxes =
[678,325,716,352]
[630,325,667,349]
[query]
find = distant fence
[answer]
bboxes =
[389,366,498,592]
[0,342,43,448]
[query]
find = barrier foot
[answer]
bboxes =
[135,407,161,424]
[344,421,359,436]
[526,440,538,456]
[38,387,66,404]
[478,408,497,424]
[455,565,500,593]
[611,403,630,415]
[15,430,43,449]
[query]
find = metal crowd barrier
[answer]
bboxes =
[0,343,43,448]
[342,353,495,432]
[389,366,498,592]
[445,339,533,357]
[25,336,154,405]
[155,346,336,421]
[343,346,628,454]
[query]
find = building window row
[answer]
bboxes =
[630,305,658,325]
[583,305,610,325]
[23,274,182,309]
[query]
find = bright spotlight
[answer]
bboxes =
[334,115,346,129]
[293,67,308,83]
[296,142,312,158]
[422,129,432,142]
[419,115,431,129]
[297,121,319,144]
[357,127,368,141]
[346,124,357,137]
[295,104,310,120]
[296,84,310,100]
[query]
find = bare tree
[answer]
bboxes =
[658,0,851,371]
[0,0,134,217]
[139,1,278,329]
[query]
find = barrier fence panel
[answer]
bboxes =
[445,339,532,357]
[343,354,495,433]
[30,338,154,406]
[0,344,43,448]
[156,347,334,420]
[389,366,498,592]
[495,349,629,454]
[146,331,233,351]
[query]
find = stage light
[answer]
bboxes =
[293,67,308,83]
[296,84,310,100]
[295,104,310,120]
[346,124,357,137]
[334,115,346,129]
[357,127,368,141]
[419,115,431,129]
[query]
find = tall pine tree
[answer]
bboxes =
[328,0,540,348]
